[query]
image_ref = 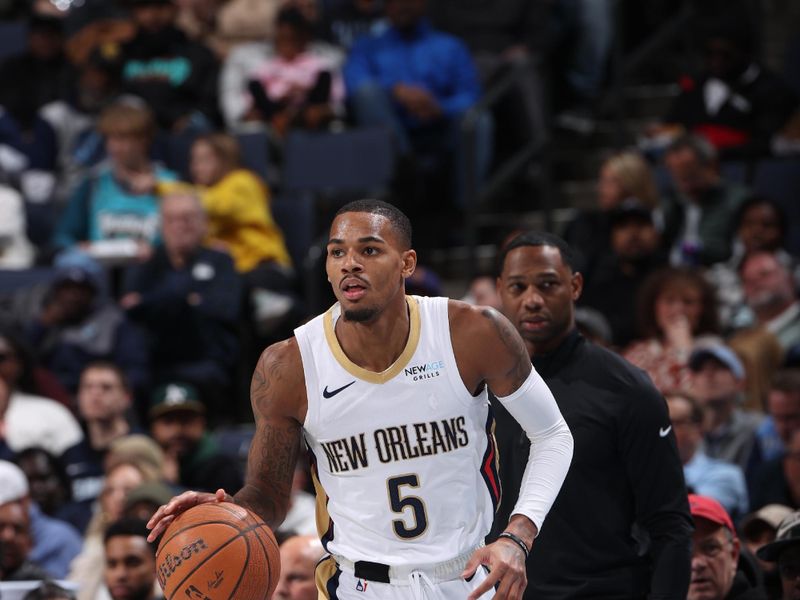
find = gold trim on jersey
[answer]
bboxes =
[315,555,339,599]
[323,296,420,384]
[311,464,332,542]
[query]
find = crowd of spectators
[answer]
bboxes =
[0,0,797,598]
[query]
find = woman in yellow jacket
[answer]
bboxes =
[189,133,296,333]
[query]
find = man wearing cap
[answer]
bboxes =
[26,261,149,397]
[741,504,794,598]
[688,493,766,599]
[757,510,800,600]
[689,341,763,471]
[0,460,82,581]
[666,391,749,518]
[580,198,666,347]
[148,382,242,493]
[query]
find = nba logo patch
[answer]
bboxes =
[356,579,368,592]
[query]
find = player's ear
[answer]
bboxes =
[401,249,417,279]
[571,271,583,301]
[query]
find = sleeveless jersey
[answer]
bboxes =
[295,295,501,565]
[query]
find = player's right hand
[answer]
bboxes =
[146,488,232,542]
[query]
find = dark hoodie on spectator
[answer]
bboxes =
[120,24,219,129]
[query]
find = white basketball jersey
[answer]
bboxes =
[295,295,500,565]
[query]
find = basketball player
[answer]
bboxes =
[148,200,574,599]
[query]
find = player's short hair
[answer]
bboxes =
[335,199,413,250]
[97,99,156,140]
[496,231,577,275]
[104,517,158,553]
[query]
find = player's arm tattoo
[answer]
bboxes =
[480,307,532,390]
[235,345,302,527]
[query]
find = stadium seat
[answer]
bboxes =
[281,127,395,196]
[236,130,272,184]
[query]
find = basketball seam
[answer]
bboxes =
[248,523,274,599]
[225,525,251,600]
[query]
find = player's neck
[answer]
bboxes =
[336,294,411,372]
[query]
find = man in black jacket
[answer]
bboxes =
[121,191,241,420]
[493,231,693,599]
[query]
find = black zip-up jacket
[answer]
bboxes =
[490,330,693,599]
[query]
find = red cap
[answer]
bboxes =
[689,494,736,538]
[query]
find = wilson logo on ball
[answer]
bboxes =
[157,538,209,588]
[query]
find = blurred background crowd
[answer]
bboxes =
[0,0,798,598]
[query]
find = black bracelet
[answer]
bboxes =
[497,532,530,559]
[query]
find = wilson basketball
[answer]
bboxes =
[155,502,280,600]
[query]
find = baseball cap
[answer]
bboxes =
[124,481,175,511]
[53,265,99,290]
[0,460,29,505]
[149,383,205,420]
[688,342,745,380]
[741,504,794,538]
[757,511,800,561]
[689,494,736,537]
[609,197,653,226]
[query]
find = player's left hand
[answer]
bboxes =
[462,539,527,600]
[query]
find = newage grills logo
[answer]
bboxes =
[404,360,445,381]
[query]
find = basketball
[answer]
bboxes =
[155,502,280,600]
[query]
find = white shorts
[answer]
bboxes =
[315,555,494,600]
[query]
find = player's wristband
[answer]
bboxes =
[497,532,530,560]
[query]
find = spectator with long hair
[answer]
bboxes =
[623,266,721,392]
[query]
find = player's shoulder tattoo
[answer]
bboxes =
[477,306,531,388]
[250,338,302,415]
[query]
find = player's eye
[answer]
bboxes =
[329,248,344,258]
[363,247,379,256]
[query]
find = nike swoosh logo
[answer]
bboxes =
[659,426,672,438]
[322,381,356,398]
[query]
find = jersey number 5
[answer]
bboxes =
[387,474,428,539]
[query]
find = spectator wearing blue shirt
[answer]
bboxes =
[0,460,82,581]
[343,0,490,207]
[667,391,749,519]
[756,370,800,463]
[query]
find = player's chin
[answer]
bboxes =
[109,585,133,600]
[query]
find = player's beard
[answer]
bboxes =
[343,307,379,322]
